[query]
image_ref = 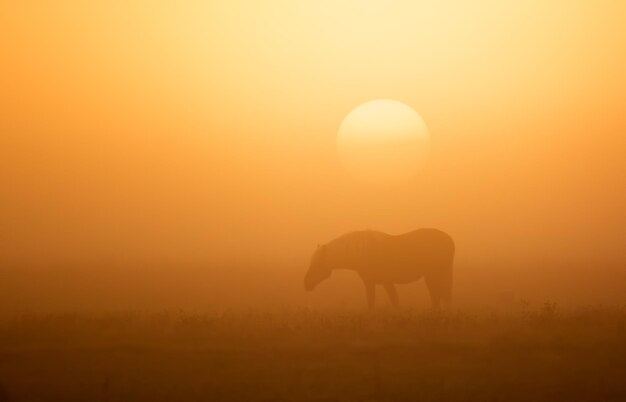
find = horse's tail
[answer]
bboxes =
[441,252,454,308]
[424,249,454,310]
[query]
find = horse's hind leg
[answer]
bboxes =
[424,274,442,310]
[384,284,399,308]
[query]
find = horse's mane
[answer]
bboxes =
[324,230,387,262]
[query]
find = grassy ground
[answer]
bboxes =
[0,306,625,401]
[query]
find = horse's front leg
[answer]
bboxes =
[383,284,399,308]
[363,280,375,310]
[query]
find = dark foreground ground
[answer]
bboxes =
[0,306,625,402]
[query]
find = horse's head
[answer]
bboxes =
[304,245,331,291]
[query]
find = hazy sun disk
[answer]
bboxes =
[337,100,430,184]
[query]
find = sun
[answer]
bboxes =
[337,99,430,185]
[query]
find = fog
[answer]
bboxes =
[1,1,625,314]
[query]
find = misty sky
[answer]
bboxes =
[1,1,624,307]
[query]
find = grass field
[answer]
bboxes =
[0,305,625,401]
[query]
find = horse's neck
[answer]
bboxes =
[327,234,369,271]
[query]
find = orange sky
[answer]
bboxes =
[1,1,625,310]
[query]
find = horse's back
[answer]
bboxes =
[401,228,454,254]
[359,229,454,284]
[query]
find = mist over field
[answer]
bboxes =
[1,1,625,401]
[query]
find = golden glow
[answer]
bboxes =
[337,100,429,184]
[0,1,625,311]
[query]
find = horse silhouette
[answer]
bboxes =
[304,229,455,309]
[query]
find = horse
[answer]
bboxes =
[304,229,455,309]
